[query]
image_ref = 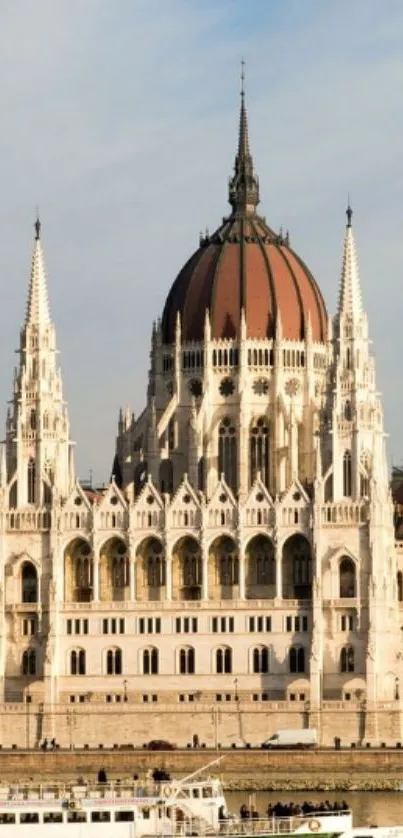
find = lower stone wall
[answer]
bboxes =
[0,700,402,749]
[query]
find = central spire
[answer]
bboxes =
[228,62,260,216]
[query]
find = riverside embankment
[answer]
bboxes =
[0,748,402,791]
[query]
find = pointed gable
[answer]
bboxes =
[279,479,311,529]
[206,476,237,530]
[96,479,128,530]
[242,474,274,528]
[132,476,164,532]
[168,475,201,531]
[61,481,92,531]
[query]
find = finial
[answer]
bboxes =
[241,59,245,97]
[346,196,353,228]
[34,209,41,241]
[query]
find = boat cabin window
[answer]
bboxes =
[67,811,87,822]
[202,786,213,798]
[142,808,150,819]
[0,814,15,824]
[91,811,111,822]
[20,813,39,823]
[115,810,135,821]
[44,813,63,823]
[192,788,200,798]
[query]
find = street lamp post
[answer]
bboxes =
[25,687,31,750]
[123,679,128,703]
[234,678,239,702]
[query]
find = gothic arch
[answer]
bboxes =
[215,646,232,674]
[245,534,275,600]
[70,648,86,675]
[343,451,352,497]
[159,459,173,494]
[172,536,201,602]
[21,561,38,603]
[178,646,195,675]
[251,645,270,674]
[135,537,166,602]
[22,649,37,676]
[339,556,356,598]
[208,535,238,600]
[105,647,123,676]
[99,537,129,602]
[340,645,355,673]
[218,417,237,492]
[64,538,93,603]
[142,646,159,675]
[282,534,312,600]
[249,416,270,488]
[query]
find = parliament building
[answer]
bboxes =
[1,88,402,748]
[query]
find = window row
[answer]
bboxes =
[22,645,359,677]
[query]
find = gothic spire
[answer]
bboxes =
[337,203,364,321]
[25,213,51,329]
[228,62,259,216]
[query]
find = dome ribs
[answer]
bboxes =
[183,245,222,341]
[250,217,277,339]
[285,247,327,342]
[275,246,306,341]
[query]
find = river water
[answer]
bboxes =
[226,791,403,829]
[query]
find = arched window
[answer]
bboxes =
[106,648,122,675]
[360,452,371,497]
[179,647,195,675]
[216,647,232,674]
[74,544,93,602]
[252,646,269,674]
[27,459,36,504]
[289,646,305,674]
[21,562,38,603]
[339,557,356,598]
[340,646,355,673]
[70,649,86,675]
[218,418,237,492]
[344,400,352,421]
[43,412,49,431]
[250,417,270,488]
[398,571,403,603]
[143,647,159,675]
[22,649,36,676]
[343,451,352,497]
[183,547,202,587]
[30,409,37,431]
[217,538,238,586]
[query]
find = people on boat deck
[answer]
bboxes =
[40,738,58,751]
[265,801,349,818]
[152,768,171,782]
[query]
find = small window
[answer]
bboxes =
[44,813,63,823]
[21,814,39,824]
[0,814,16,824]
[83,619,89,635]
[192,618,198,632]
[115,811,135,822]
[102,619,108,634]
[286,616,292,632]
[91,812,111,822]
[67,811,87,823]
[212,617,218,633]
[67,619,72,635]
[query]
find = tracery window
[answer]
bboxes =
[218,417,237,492]
[339,557,356,598]
[216,646,232,674]
[252,646,269,674]
[22,650,36,676]
[179,647,195,675]
[27,459,36,504]
[143,647,159,675]
[22,562,38,603]
[340,646,355,673]
[70,649,86,675]
[249,417,270,487]
[106,648,122,675]
[343,451,352,497]
[289,646,305,673]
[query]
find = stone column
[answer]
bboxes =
[201,536,209,601]
[237,531,245,600]
[129,559,136,600]
[92,557,99,601]
[275,535,282,599]
[165,547,172,601]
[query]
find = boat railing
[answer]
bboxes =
[0,782,177,802]
[217,811,351,837]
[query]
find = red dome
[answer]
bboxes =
[161,215,327,344]
[161,91,327,345]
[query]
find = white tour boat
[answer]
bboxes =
[0,758,399,838]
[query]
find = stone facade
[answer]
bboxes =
[0,97,402,748]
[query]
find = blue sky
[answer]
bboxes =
[0,0,402,482]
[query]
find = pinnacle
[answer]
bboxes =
[25,217,51,328]
[337,206,363,321]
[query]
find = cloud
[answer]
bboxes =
[0,0,402,479]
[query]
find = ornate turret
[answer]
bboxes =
[228,64,260,216]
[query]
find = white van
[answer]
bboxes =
[262,728,317,749]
